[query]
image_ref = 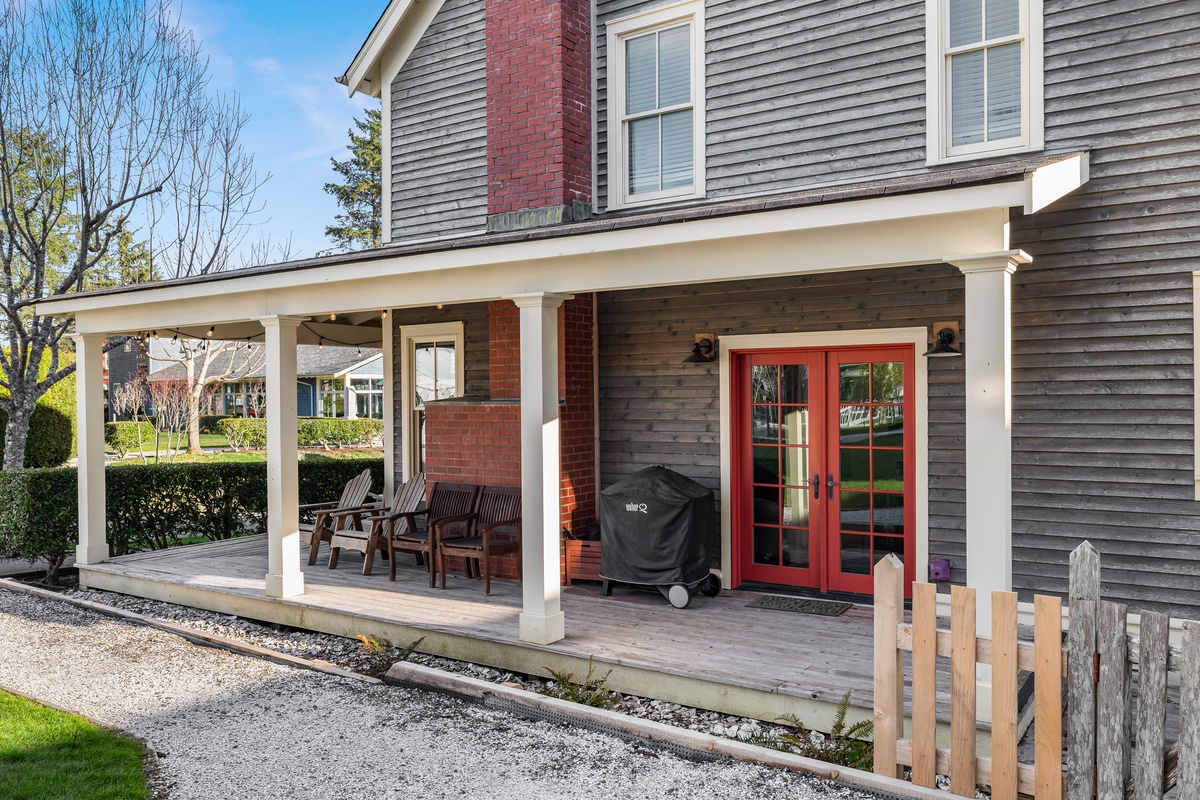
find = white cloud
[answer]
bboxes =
[247,57,283,75]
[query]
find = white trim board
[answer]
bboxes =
[716,327,930,590]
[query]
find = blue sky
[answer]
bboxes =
[179,1,385,261]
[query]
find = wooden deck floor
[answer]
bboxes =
[79,535,887,731]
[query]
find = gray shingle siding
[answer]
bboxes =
[389,0,487,242]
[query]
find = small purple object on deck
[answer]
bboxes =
[929,559,951,582]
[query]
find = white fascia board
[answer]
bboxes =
[343,0,445,98]
[42,180,1027,326]
[1024,153,1089,213]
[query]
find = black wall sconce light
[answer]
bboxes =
[683,333,718,363]
[923,321,962,358]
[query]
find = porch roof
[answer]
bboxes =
[37,152,1088,338]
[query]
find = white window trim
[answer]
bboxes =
[925,0,1044,165]
[399,321,465,481]
[606,0,705,210]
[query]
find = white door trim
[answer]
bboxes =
[398,321,465,481]
[717,327,930,590]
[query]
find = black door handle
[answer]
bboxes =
[827,474,836,493]
[813,473,820,499]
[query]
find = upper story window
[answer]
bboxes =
[926,0,1043,164]
[607,1,705,209]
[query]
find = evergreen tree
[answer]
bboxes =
[323,108,382,253]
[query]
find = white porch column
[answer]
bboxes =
[72,334,108,566]
[949,250,1031,629]
[382,311,396,500]
[260,315,305,598]
[509,292,572,645]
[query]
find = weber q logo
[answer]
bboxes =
[625,502,648,514]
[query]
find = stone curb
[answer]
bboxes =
[385,661,971,800]
[0,578,381,685]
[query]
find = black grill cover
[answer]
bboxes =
[599,466,717,586]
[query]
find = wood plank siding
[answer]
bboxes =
[1006,0,1200,615]
[596,266,968,575]
[388,0,487,242]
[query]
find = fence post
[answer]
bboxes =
[1034,594,1064,800]
[1180,619,1200,796]
[950,584,978,796]
[991,590,1019,800]
[1096,601,1131,800]
[873,553,905,779]
[1134,610,1169,799]
[1067,541,1099,800]
[911,581,938,788]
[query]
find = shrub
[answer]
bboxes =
[217,417,267,450]
[198,415,231,434]
[0,349,77,468]
[218,417,384,451]
[0,458,384,578]
[297,418,384,449]
[104,421,156,458]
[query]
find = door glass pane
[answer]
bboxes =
[752,487,780,526]
[840,491,872,532]
[753,446,780,484]
[783,529,810,568]
[874,494,906,535]
[871,362,904,403]
[781,446,809,488]
[840,448,870,489]
[752,406,778,443]
[751,366,778,404]
[876,535,906,563]
[754,526,780,565]
[873,449,904,490]
[841,534,872,575]
[780,406,808,445]
[781,487,810,527]
[840,405,871,444]
[781,364,808,404]
[839,363,870,403]
[873,406,904,447]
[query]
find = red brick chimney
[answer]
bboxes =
[485,0,592,232]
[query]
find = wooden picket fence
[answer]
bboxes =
[873,542,1200,799]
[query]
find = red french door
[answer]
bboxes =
[732,346,916,595]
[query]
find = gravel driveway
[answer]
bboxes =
[0,589,876,800]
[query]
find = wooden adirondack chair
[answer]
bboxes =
[385,482,480,585]
[437,485,522,595]
[300,469,374,566]
[326,472,427,575]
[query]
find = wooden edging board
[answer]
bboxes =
[385,661,975,800]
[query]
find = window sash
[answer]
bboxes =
[942,0,1027,153]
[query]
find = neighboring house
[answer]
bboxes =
[41,0,1200,648]
[142,344,385,419]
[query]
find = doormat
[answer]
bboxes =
[747,595,853,616]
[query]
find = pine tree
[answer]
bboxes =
[323,108,382,253]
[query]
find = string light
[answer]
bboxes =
[329,312,337,321]
[152,330,159,340]
[207,325,215,337]
[170,334,178,345]
[318,339,324,350]
[436,303,444,310]
[357,347,362,357]
[380,309,388,320]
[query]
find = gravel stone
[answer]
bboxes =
[0,589,877,799]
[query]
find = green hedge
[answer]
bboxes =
[0,350,77,468]
[218,417,385,450]
[0,459,384,579]
[104,421,156,458]
[198,415,231,434]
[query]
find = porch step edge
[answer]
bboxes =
[384,661,972,800]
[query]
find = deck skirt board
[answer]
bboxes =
[79,536,893,729]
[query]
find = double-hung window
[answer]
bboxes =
[607,1,704,208]
[927,0,1043,163]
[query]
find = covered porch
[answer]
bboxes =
[41,155,1088,663]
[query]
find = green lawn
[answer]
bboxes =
[0,691,150,800]
[104,432,228,455]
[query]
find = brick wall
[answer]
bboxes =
[422,296,596,584]
[484,0,591,218]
